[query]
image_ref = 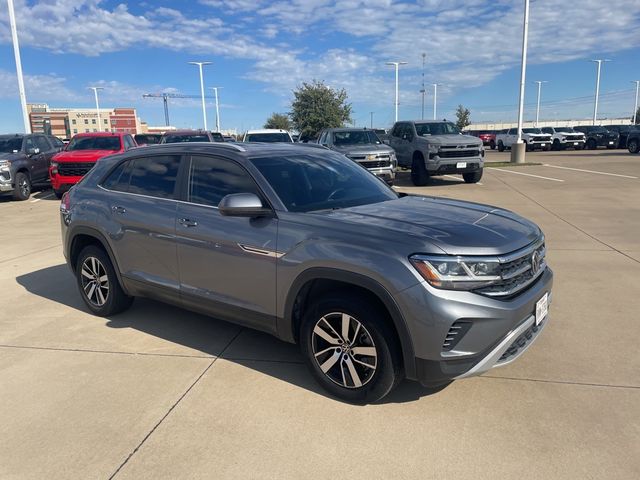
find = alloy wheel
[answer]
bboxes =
[80,256,110,307]
[311,312,378,388]
[19,178,30,197]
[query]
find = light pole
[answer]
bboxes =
[89,87,104,132]
[369,111,374,128]
[632,80,640,125]
[209,87,223,132]
[7,0,30,133]
[534,80,547,126]
[385,61,407,122]
[189,61,212,130]
[420,53,426,120]
[432,83,442,120]
[590,59,610,125]
[513,0,530,164]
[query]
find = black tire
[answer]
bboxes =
[628,139,639,154]
[463,169,483,183]
[489,140,496,150]
[543,145,551,151]
[54,189,64,199]
[12,171,31,201]
[300,292,403,404]
[552,140,561,151]
[498,141,505,152]
[411,154,429,186]
[76,245,133,317]
[587,138,597,150]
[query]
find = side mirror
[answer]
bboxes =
[218,193,273,218]
[27,147,40,155]
[401,133,408,140]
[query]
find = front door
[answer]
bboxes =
[176,154,278,333]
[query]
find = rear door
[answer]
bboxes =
[101,153,182,302]
[175,154,278,332]
[32,136,54,183]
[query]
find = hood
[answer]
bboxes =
[333,143,395,155]
[53,149,119,162]
[417,134,482,146]
[0,152,25,162]
[322,195,541,256]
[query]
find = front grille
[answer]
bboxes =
[566,135,583,141]
[475,241,546,298]
[359,160,390,168]
[438,149,480,158]
[442,321,472,352]
[58,162,95,177]
[347,153,391,161]
[499,322,541,363]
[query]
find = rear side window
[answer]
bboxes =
[103,155,180,198]
[188,155,260,207]
[34,136,51,152]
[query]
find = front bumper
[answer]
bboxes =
[426,157,484,175]
[0,164,12,192]
[395,266,553,386]
[50,173,82,191]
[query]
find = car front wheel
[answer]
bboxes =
[628,139,639,154]
[13,171,31,201]
[76,245,133,316]
[300,293,402,404]
[463,169,483,183]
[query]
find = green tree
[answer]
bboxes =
[455,104,471,130]
[264,112,291,130]
[290,80,352,140]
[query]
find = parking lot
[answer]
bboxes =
[1,149,639,479]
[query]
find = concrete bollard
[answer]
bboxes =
[511,142,526,163]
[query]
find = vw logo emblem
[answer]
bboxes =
[531,251,541,275]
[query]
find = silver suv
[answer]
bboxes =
[317,128,397,184]
[60,143,552,403]
[388,121,484,186]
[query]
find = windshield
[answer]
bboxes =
[0,137,23,153]
[135,134,161,145]
[67,136,121,151]
[590,127,608,133]
[522,128,543,134]
[333,130,380,145]
[163,134,211,143]
[245,133,292,142]
[415,122,460,136]
[249,152,397,212]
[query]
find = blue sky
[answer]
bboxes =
[1,0,640,133]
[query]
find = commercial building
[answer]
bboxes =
[464,118,632,131]
[28,104,142,139]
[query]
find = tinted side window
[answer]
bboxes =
[24,137,35,152]
[391,124,402,137]
[188,155,259,207]
[128,155,181,198]
[51,136,65,148]
[102,161,132,192]
[35,136,51,152]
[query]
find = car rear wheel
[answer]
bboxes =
[54,189,64,199]
[411,155,429,186]
[300,293,402,404]
[76,245,133,316]
[489,140,496,150]
[587,138,597,150]
[628,139,639,154]
[463,169,483,183]
[498,141,505,152]
[13,171,31,201]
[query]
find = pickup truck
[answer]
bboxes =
[496,128,552,152]
[388,120,484,185]
[540,127,585,150]
[572,126,619,150]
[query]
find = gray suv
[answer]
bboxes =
[317,128,397,184]
[388,121,484,186]
[60,143,552,403]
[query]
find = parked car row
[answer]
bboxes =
[468,124,639,151]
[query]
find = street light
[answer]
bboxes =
[513,0,530,164]
[632,80,640,125]
[209,87,223,132]
[189,61,212,130]
[534,80,547,126]
[420,53,426,120]
[89,87,104,132]
[7,0,30,133]
[590,59,611,125]
[385,61,407,122]
[369,111,374,128]
[432,83,442,120]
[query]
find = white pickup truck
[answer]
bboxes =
[540,127,586,150]
[496,128,552,152]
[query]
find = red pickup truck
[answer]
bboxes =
[467,130,496,150]
[50,132,136,198]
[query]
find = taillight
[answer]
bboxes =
[60,191,70,213]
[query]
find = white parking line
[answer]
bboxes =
[543,164,638,179]
[443,174,483,185]
[30,193,55,203]
[489,168,564,182]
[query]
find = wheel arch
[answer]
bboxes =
[280,267,417,379]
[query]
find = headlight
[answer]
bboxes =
[389,152,397,167]
[427,144,439,153]
[561,136,566,141]
[410,254,501,290]
[0,159,9,168]
[50,161,58,174]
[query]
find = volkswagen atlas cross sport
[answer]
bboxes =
[60,142,552,403]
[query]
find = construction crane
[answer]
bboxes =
[142,92,213,127]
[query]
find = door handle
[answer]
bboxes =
[178,218,198,227]
[111,206,126,214]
